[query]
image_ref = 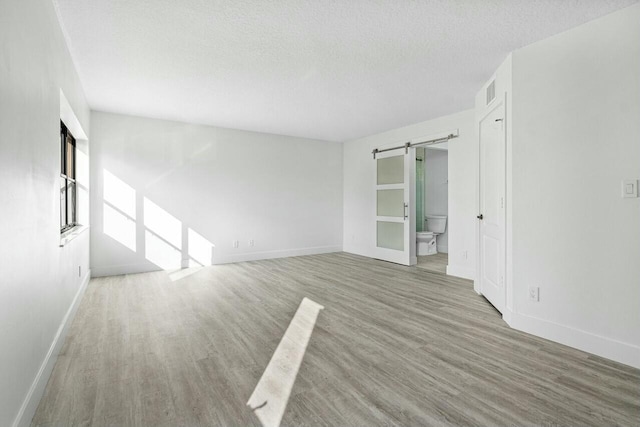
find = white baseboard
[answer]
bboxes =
[92,246,344,276]
[92,262,159,277]
[446,264,475,281]
[213,245,342,265]
[505,309,640,370]
[12,270,91,427]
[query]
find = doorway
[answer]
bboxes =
[416,143,449,274]
[372,132,457,268]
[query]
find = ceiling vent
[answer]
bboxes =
[486,80,496,105]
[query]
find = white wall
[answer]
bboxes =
[0,0,91,426]
[424,149,449,253]
[90,112,343,276]
[507,3,640,368]
[343,109,476,279]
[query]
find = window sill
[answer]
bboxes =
[60,225,89,247]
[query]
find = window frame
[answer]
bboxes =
[60,121,77,233]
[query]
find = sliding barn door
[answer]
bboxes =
[374,147,416,266]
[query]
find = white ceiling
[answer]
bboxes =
[54,0,636,142]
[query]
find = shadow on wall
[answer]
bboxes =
[102,168,215,279]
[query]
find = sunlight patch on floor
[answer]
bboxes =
[247,297,324,427]
[168,265,203,282]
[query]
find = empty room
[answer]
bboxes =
[1,0,639,426]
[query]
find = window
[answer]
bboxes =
[60,121,77,233]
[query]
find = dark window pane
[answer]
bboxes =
[61,127,65,174]
[60,122,77,233]
[65,135,74,179]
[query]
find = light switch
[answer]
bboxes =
[622,180,638,198]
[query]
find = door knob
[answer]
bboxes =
[477,214,484,220]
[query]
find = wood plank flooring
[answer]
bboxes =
[32,253,640,426]
[417,253,448,274]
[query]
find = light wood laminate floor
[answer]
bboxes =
[33,253,640,426]
[417,253,448,274]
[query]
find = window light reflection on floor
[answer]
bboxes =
[248,297,324,427]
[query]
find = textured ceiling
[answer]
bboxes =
[53,0,637,141]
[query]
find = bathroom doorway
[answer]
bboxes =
[416,143,449,274]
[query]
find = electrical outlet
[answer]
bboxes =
[528,286,539,302]
[622,179,638,198]
[233,240,239,248]
[249,239,254,247]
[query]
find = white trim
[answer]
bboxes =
[59,224,89,247]
[92,246,343,277]
[501,306,514,324]
[214,245,342,265]
[446,264,475,281]
[505,310,640,370]
[91,263,160,277]
[12,270,91,427]
[59,89,87,141]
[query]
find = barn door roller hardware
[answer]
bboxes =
[372,134,458,159]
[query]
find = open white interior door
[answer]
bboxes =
[478,103,506,313]
[374,146,416,266]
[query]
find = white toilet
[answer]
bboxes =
[417,215,447,256]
